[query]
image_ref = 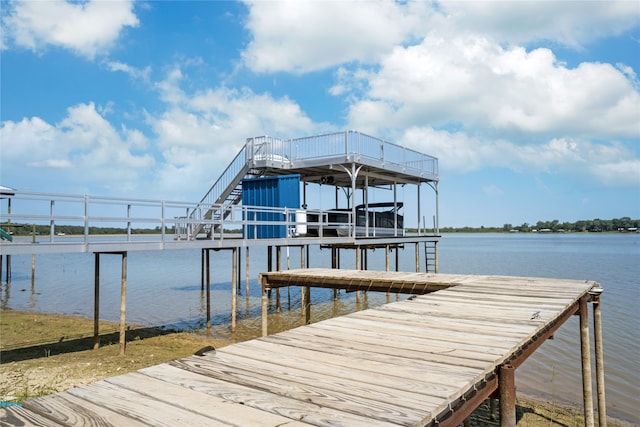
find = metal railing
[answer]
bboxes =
[0,191,351,253]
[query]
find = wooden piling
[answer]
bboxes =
[206,249,211,331]
[593,295,607,427]
[119,252,127,356]
[261,283,268,337]
[231,247,237,333]
[276,246,281,312]
[499,364,516,427]
[245,246,250,297]
[93,253,100,349]
[200,248,205,291]
[580,296,595,427]
[415,242,420,272]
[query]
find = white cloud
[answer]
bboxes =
[0,103,154,194]
[147,69,327,195]
[346,35,640,139]
[241,1,640,74]
[400,127,640,187]
[434,1,640,47]
[2,0,138,59]
[105,61,151,81]
[242,0,430,73]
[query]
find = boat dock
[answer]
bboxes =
[1,270,606,426]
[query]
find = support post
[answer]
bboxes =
[592,295,607,427]
[261,280,268,336]
[300,246,306,316]
[93,253,100,349]
[119,252,127,356]
[231,247,237,333]
[245,246,250,298]
[580,296,595,427]
[415,242,420,272]
[200,248,205,291]
[206,249,211,331]
[499,364,516,427]
[276,246,281,312]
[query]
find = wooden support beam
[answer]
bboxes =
[245,246,250,297]
[580,296,595,427]
[261,277,268,337]
[118,252,127,356]
[499,364,516,427]
[592,294,607,427]
[231,247,237,333]
[93,253,100,349]
[206,249,211,331]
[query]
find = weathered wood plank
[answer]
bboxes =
[336,312,533,341]
[219,340,459,399]
[106,372,312,426]
[195,350,444,410]
[66,380,230,426]
[140,363,397,427]
[170,356,429,426]
[279,325,496,372]
[358,307,537,335]
[309,318,522,350]
[24,391,148,427]
[261,331,489,383]
[0,406,64,427]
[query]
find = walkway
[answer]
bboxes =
[1,272,603,426]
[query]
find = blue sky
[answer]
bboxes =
[1,1,639,228]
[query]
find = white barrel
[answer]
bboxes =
[295,210,307,236]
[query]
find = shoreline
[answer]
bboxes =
[0,309,635,426]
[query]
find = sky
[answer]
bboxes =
[1,0,639,228]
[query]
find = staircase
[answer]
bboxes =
[179,136,289,240]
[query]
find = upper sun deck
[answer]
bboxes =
[246,130,439,187]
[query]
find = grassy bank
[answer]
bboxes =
[0,310,631,426]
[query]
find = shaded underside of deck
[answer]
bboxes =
[1,271,598,427]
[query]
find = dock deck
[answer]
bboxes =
[1,271,600,426]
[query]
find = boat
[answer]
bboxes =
[306,202,404,237]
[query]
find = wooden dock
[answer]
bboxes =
[1,271,604,427]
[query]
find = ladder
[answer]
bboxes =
[424,240,438,273]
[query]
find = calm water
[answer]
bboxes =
[1,233,638,422]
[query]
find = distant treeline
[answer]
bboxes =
[1,224,170,236]
[438,217,640,233]
[3,217,638,236]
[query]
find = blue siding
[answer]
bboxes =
[242,175,300,238]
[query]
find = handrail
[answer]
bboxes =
[0,191,363,250]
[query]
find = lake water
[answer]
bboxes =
[1,233,638,423]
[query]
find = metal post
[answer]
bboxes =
[119,252,127,356]
[93,253,100,349]
[393,181,398,237]
[364,174,369,237]
[84,195,89,242]
[580,296,595,427]
[417,182,421,235]
[499,364,516,427]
